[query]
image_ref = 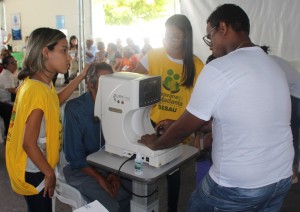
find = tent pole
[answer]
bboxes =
[78,0,86,95]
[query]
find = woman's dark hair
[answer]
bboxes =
[207,4,250,35]
[260,45,270,54]
[2,55,14,68]
[18,27,66,80]
[165,14,195,88]
[69,35,78,49]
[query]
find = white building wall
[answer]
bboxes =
[4,0,92,49]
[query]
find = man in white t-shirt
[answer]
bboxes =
[85,36,98,64]
[139,4,293,211]
[0,56,18,102]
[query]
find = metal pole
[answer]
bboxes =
[78,0,86,94]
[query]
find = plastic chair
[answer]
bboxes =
[52,103,86,211]
[52,150,87,212]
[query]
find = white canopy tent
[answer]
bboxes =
[181,0,300,70]
[2,0,300,72]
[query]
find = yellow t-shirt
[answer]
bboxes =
[6,77,62,195]
[147,48,204,124]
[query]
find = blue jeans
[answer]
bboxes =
[187,174,292,212]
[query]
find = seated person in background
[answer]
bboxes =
[85,36,98,64]
[125,37,140,54]
[106,43,122,71]
[0,48,12,73]
[63,62,131,212]
[94,41,107,63]
[140,37,152,59]
[0,56,18,103]
[116,46,139,72]
[115,38,123,53]
[68,35,79,81]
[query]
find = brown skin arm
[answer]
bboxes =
[107,173,121,196]
[85,51,94,58]
[80,166,117,197]
[23,109,56,198]
[139,110,208,150]
[193,130,202,149]
[3,33,11,45]
[194,119,213,149]
[6,87,17,93]
[201,119,212,133]
[57,64,90,105]
[131,62,148,74]
[113,59,122,72]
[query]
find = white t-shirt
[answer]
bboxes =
[26,117,47,173]
[85,45,98,64]
[271,55,300,99]
[187,46,293,188]
[140,51,183,71]
[0,69,18,102]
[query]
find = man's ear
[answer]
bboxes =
[218,21,229,35]
[42,47,49,60]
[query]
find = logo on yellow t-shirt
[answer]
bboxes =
[163,69,180,94]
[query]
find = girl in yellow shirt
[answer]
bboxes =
[134,14,204,212]
[6,27,89,212]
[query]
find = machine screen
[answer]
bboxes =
[139,77,161,107]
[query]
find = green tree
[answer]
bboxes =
[103,0,171,25]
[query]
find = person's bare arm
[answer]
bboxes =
[80,166,116,197]
[3,33,11,45]
[139,110,208,150]
[113,59,122,72]
[131,62,148,74]
[86,51,94,58]
[23,109,56,197]
[57,64,90,105]
[6,87,17,93]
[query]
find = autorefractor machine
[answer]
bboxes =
[94,72,182,167]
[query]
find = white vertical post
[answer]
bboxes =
[77,0,86,95]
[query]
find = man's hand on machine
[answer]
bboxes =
[155,119,175,136]
[139,119,176,149]
[138,134,158,149]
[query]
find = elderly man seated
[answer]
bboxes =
[63,62,131,212]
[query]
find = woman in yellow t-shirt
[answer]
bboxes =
[133,14,204,212]
[5,27,89,212]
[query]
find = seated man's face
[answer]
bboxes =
[86,40,93,48]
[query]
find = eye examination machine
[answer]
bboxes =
[94,72,183,167]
